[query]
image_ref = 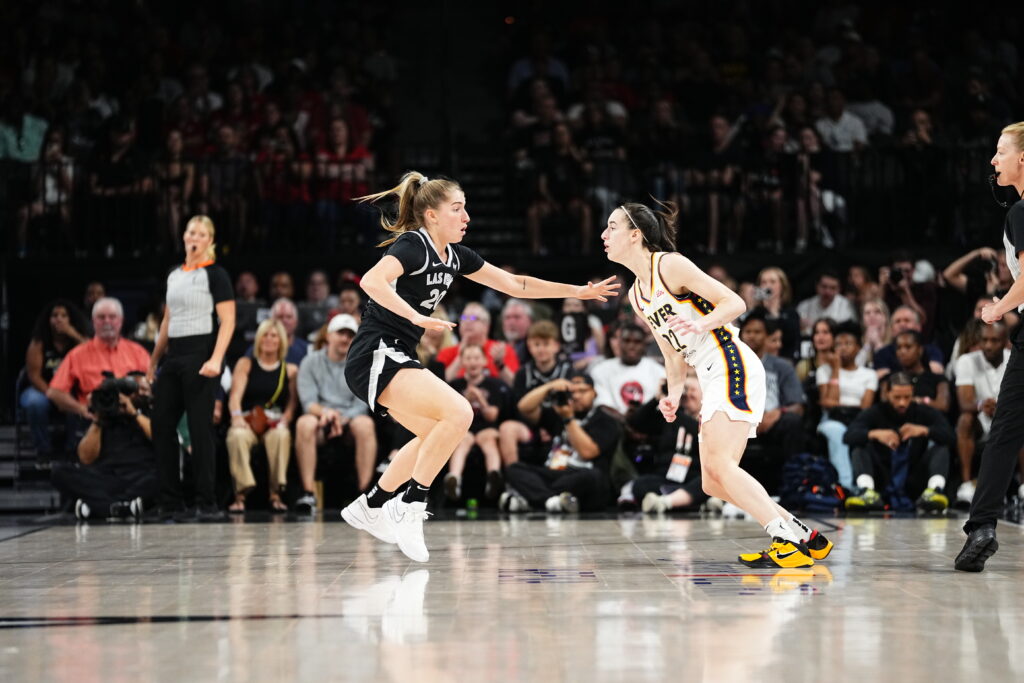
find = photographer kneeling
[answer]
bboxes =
[51,372,159,520]
[502,371,621,513]
[623,376,707,514]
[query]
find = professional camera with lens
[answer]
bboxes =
[549,389,571,407]
[753,286,773,301]
[89,374,139,422]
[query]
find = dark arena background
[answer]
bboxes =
[2,1,1023,681]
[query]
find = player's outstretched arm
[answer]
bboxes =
[361,255,455,332]
[464,262,620,302]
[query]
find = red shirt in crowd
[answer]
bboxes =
[435,340,521,378]
[49,336,151,404]
[314,145,373,201]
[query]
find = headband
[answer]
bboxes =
[619,205,639,229]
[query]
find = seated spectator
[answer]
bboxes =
[814,88,867,152]
[625,376,707,513]
[245,298,309,365]
[947,315,986,379]
[816,323,878,489]
[21,299,90,458]
[739,313,806,460]
[228,270,267,367]
[500,298,534,364]
[797,317,837,428]
[796,317,836,383]
[502,371,621,512]
[857,298,891,368]
[88,116,153,256]
[525,122,592,256]
[891,330,951,413]
[298,269,335,338]
[335,285,363,325]
[690,114,744,256]
[954,321,1011,507]
[558,297,606,367]
[499,320,574,467]
[51,372,159,521]
[590,324,666,419]
[314,117,374,250]
[295,314,376,514]
[796,269,857,335]
[443,344,514,502]
[15,126,74,258]
[845,265,881,312]
[269,271,296,301]
[154,129,195,255]
[843,372,953,513]
[46,298,151,441]
[437,302,520,385]
[226,320,299,513]
[751,266,801,362]
[873,305,944,378]
[881,253,938,341]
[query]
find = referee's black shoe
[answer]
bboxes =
[954,525,998,572]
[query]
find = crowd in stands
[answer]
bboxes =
[502,6,1020,255]
[18,245,1024,519]
[1,1,396,258]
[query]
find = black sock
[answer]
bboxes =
[401,480,431,504]
[365,484,394,508]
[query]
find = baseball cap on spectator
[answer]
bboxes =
[567,370,595,387]
[327,314,359,334]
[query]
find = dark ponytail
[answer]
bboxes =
[620,199,678,252]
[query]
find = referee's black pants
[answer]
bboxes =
[967,342,1024,532]
[153,352,218,508]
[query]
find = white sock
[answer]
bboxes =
[856,474,875,491]
[927,475,946,492]
[764,516,801,545]
[787,515,813,543]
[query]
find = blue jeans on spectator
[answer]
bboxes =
[818,417,853,489]
[20,387,55,454]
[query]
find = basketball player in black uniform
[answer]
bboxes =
[341,171,619,562]
[956,121,1024,571]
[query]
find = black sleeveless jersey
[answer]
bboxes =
[360,228,485,347]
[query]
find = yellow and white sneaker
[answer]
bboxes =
[738,537,814,568]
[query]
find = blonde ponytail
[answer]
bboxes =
[357,171,462,247]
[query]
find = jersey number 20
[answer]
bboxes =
[420,288,447,310]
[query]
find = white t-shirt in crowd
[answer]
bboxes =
[955,348,1010,434]
[815,111,868,152]
[816,364,878,407]
[590,357,666,414]
[796,294,857,334]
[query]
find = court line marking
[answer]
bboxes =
[0,527,47,544]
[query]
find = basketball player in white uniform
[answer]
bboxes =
[602,202,833,567]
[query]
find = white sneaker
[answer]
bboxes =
[957,481,976,505]
[642,492,669,513]
[75,499,90,520]
[721,502,747,519]
[1018,483,1024,501]
[382,498,431,563]
[499,490,530,512]
[703,497,724,514]
[342,494,397,544]
[545,496,562,512]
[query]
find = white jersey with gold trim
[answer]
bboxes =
[632,251,765,435]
